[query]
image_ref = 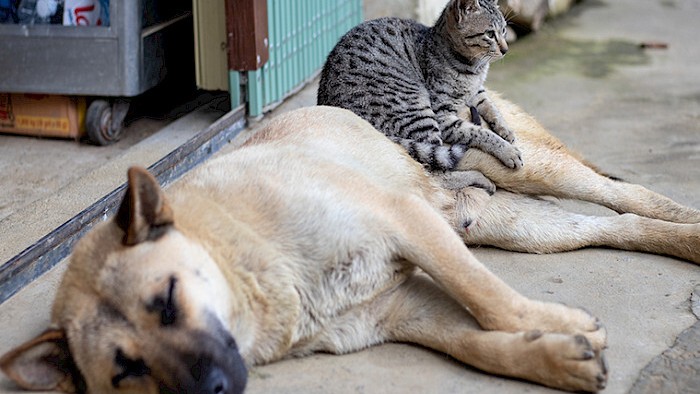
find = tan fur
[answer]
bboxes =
[5,98,698,393]
[455,93,700,261]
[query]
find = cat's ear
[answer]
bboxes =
[452,0,481,23]
[453,0,481,22]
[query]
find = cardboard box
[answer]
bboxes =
[0,94,86,139]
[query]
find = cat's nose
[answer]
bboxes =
[500,45,508,55]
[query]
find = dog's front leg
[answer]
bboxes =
[378,275,608,392]
[391,195,606,349]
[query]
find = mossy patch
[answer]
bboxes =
[659,0,678,8]
[491,34,649,81]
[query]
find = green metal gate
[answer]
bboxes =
[230,0,362,117]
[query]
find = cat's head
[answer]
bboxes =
[444,0,509,65]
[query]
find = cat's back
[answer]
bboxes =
[318,17,428,106]
[327,17,425,66]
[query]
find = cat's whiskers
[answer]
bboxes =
[502,7,519,24]
[477,53,493,69]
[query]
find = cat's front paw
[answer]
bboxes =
[496,144,523,169]
[492,123,516,144]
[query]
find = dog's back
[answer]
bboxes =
[240,106,432,192]
[170,106,451,248]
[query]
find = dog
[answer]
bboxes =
[2,98,699,393]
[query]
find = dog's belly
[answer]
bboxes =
[295,250,412,327]
[240,161,419,352]
[287,248,414,355]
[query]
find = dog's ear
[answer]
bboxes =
[116,166,174,246]
[0,329,85,393]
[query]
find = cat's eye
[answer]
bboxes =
[485,30,496,39]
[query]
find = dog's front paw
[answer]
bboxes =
[523,332,608,392]
[524,302,608,351]
[479,299,607,351]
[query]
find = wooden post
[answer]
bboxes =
[225,0,270,71]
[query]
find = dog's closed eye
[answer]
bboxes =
[146,276,178,326]
[111,348,150,388]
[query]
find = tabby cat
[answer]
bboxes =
[318,0,521,172]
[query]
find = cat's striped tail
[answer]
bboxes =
[390,137,467,171]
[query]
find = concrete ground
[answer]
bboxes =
[1,0,699,393]
[0,90,229,264]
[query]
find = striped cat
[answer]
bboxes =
[318,0,521,172]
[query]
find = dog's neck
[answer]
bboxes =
[219,255,301,365]
[171,191,302,365]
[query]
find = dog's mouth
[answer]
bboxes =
[147,313,247,394]
[153,328,247,394]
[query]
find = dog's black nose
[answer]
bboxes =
[203,366,229,394]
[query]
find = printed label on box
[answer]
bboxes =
[0,94,13,127]
[0,93,85,139]
[15,115,71,133]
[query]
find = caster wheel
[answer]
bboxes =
[86,99,124,145]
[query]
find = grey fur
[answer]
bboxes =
[318,0,522,171]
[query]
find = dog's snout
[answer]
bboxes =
[190,357,244,394]
[203,366,229,394]
[178,326,247,394]
[189,347,247,394]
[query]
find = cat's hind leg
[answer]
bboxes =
[437,170,496,194]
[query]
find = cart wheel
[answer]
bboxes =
[86,100,124,145]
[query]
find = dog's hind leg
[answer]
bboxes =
[387,194,606,348]
[376,275,608,392]
[458,96,700,223]
[463,190,700,264]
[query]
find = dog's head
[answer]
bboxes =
[1,167,248,393]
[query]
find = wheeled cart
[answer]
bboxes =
[0,0,192,144]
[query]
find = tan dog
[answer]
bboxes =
[1,100,698,393]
